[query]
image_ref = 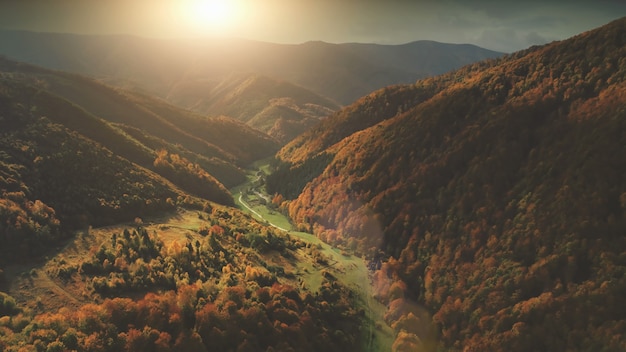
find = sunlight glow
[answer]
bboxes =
[181,0,242,33]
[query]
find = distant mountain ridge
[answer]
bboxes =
[341,40,503,76]
[0,31,502,142]
[268,18,626,350]
[0,31,503,105]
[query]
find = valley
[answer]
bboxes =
[231,160,402,352]
[0,11,625,352]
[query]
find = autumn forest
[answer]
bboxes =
[1,13,625,352]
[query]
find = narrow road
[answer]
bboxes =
[238,192,290,232]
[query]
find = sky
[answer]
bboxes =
[0,0,624,53]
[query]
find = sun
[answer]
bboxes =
[182,0,241,33]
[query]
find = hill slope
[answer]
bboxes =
[0,58,280,186]
[167,73,339,143]
[0,57,282,250]
[269,18,626,351]
[0,79,179,260]
[0,31,503,106]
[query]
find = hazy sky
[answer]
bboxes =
[0,0,624,52]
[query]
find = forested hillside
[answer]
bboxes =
[269,18,626,351]
[0,79,176,262]
[0,57,282,199]
[0,56,281,257]
[0,58,279,171]
[0,207,364,351]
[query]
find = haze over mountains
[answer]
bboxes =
[0,30,502,142]
[167,72,340,143]
[0,14,625,352]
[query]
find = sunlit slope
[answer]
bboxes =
[167,73,339,143]
[269,18,626,351]
[277,82,447,165]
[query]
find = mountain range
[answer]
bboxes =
[0,31,502,142]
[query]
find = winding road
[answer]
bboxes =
[238,193,290,232]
